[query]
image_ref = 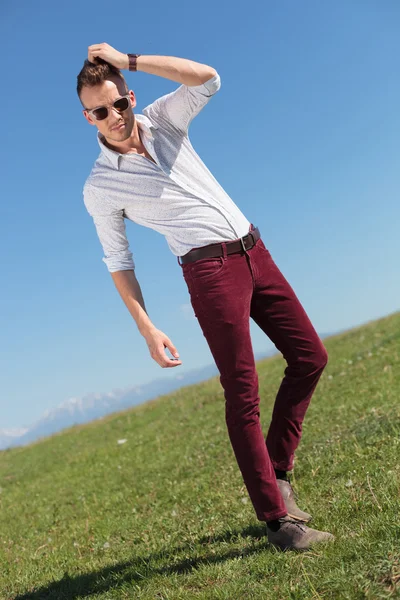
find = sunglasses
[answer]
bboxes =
[84,94,131,121]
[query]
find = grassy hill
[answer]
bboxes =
[1,311,399,600]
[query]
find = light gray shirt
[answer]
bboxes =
[83,72,250,272]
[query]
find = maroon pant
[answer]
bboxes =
[178,226,328,522]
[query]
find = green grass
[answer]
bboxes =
[1,311,399,599]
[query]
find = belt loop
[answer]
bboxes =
[177,255,182,267]
[222,242,227,260]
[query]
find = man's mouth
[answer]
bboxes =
[111,123,125,131]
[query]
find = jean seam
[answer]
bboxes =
[186,268,205,320]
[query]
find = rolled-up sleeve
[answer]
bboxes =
[142,72,221,134]
[83,184,135,273]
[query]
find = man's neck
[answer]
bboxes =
[102,119,144,155]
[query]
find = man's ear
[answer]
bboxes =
[129,90,137,109]
[82,109,96,126]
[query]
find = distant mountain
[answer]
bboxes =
[0,428,29,450]
[0,330,337,451]
[0,361,228,451]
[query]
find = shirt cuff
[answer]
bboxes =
[103,253,135,272]
[190,72,221,97]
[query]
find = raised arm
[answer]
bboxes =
[87,43,220,134]
[87,43,216,86]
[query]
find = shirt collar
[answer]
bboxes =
[97,114,159,170]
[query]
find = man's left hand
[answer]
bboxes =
[88,42,129,70]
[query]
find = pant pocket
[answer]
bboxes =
[188,256,225,282]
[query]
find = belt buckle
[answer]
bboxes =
[240,231,254,252]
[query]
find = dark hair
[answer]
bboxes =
[76,58,128,102]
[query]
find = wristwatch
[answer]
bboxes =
[127,54,141,71]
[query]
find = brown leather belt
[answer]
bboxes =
[180,226,261,265]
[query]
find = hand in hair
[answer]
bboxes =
[88,42,129,70]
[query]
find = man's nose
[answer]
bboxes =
[109,104,123,120]
[109,106,120,118]
[108,110,122,128]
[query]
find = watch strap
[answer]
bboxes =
[127,54,141,72]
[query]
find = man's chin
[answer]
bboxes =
[108,124,132,141]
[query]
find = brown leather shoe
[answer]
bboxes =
[277,479,312,522]
[267,516,334,551]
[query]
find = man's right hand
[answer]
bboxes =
[144,328,182,368]
[109,271,182,368]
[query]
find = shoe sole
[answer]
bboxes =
[287,511,312,523]
[269,535,335,552]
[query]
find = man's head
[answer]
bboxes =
[77,59,137,143]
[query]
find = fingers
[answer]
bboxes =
[88,49,100,64]
[88,43,107,54]
[151,344,182,368]
[156,345,182,368]
[152,354,182,368]
[146,330,182,368]
[87,43,126,70]
[88,43,107,63]
[163,357,183,368]
[164,337,180,359]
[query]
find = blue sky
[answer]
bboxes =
[1,1,399,430]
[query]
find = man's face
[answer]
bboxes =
[81,75,136,142]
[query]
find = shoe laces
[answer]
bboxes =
[279,517,307,533]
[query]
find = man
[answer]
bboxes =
[78,42,334,551]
